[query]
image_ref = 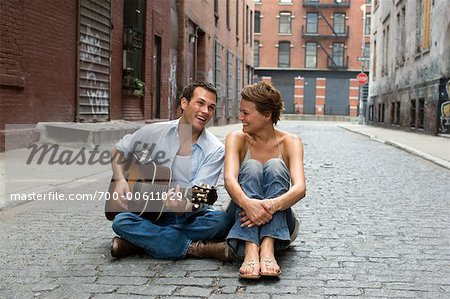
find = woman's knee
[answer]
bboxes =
[264,158,289,177]
[240,159,263,175]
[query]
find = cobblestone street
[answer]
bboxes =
[1,121,449,298]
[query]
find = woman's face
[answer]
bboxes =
[239,99,270,134]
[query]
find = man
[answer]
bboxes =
[109,81,231,261]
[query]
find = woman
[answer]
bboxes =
[224,81,306,279]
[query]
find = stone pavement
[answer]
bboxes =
[1,121,450,298]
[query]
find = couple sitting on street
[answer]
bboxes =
[108,81,306,279]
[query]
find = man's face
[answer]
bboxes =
[180,87,217,133]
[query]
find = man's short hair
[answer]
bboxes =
[182,81,218,102]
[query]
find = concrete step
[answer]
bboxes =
[36,121,145,147]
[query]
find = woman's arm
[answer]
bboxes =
[224,132,272,225]
[268,134,306,212]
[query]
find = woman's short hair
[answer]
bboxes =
[240,81,285,124]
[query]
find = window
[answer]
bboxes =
[382,22,390,75]
[395,102,401,125]
[363,42,370,70]
[416,0,423,52]
[279,12,292,34]
[390,102,395,124]
[254,41,260,67]
[422,0,431,50]
[255,11,261,33]
[364,13,371,35]
[410,99,416,127]
[236,57,242,114]
[245,65,252,85]
[123,0,145,86]
[333,13,345,34]
[332,43,344,67]
[377,104,381,122]
[396,6,406,65]
[418,98,425,128]
[305,42,317,68]
[246,5,249,44]
[226,0,230,29]
[250,10,253,46]
[278,42,290,68]
[306,13,318,33]
[214,40,222,113]
[226,50,233,118]
[236,1,239,36]
[372,39,377,80]
[214,0,219,26]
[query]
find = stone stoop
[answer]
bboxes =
[2,125,40,151]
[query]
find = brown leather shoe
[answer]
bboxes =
[187,241,232,262]
[110,237,142,258]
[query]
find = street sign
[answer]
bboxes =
[357,73,368,85]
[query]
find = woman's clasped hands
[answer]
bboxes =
[239,198,276,228]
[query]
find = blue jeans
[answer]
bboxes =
[226,158,295,260]
[112,208,231,260]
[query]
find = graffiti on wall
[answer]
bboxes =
[439,80,450,133]
[169,50,178,118]
[80,25,109,115]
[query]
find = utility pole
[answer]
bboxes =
[358,3,368,124]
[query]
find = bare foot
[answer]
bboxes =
[239,242,260,279]
[259,237,281,276]
[239,259,260,279]
[259,256,281,276]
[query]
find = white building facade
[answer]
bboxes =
[367,0,450,135]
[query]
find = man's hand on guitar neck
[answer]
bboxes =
[114,179,131,210]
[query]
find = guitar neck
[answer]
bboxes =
[133,182,191,197]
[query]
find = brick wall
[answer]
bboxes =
[294,77,305,114]
[181,0,254,125]
[349,79,359,117]
[0,0,77,127]
[315,78,326,115]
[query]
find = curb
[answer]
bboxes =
[338,125,450,170]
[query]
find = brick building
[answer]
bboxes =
[0,0,255,150]
[173,0,255,125]
[0,0,171,150]
[254,0,367,116]
[367,0,450,135]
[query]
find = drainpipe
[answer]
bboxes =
[176,0,186,101]
[242,0,246,86]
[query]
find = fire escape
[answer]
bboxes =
[302,0,351,69]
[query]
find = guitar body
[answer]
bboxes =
[105,155,218,221]
[105,155,171,221]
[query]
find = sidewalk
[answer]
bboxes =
[338,123,450,170]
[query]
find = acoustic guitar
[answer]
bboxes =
[105,155,217,221]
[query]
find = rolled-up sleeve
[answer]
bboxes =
[191,146,225,187]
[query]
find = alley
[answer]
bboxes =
[1,121,449,298]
